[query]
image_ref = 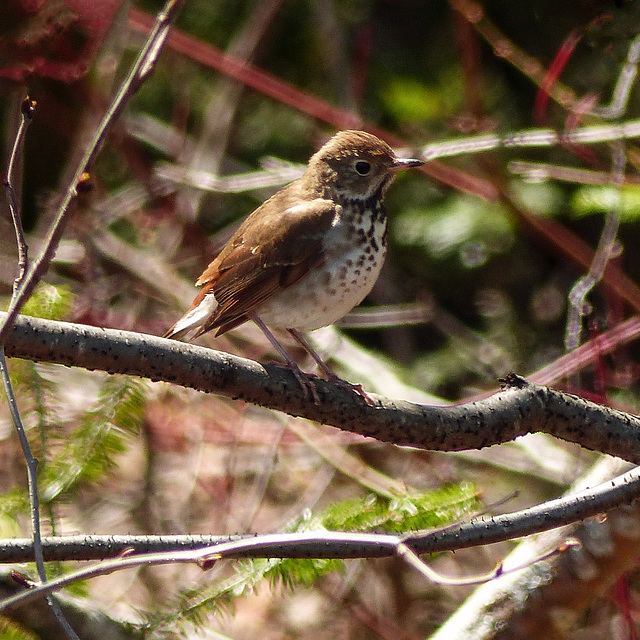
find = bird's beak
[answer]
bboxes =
[392,157,424,170]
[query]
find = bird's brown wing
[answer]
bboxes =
[194,197,338,336]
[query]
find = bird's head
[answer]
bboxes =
[306,130,423,201]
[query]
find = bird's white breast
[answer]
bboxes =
[256,205,387,331]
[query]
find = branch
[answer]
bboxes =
[565,141,626,351]
[4,98,79,640]
[430,457,639,639]
[419,119,640,161]
[3,464,640,611]
[4,313,640,462]
[1,464,640,563]
[2,95,33,292]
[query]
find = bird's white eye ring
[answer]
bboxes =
[354,160,371,176]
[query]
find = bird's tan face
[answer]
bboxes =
[306,130,422,201]
[322,151,397,200]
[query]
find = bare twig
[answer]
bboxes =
[418,119,640,161]
[2,463,638,564]
[3,95,80,640]
[0,0,186,346]
[0,350,80,640]
[154,161,305,193]
[565,142,626,351]
[396,538,578,587]
[592,33,640,119]
[561,32,640,351]
[2,96,34,294]
[0,534,578,608]
[0,352,42,567]
[2,462,639,611]
[509,160,640,185]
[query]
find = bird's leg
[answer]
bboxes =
[287,328,373,404]
[251,315,320,403]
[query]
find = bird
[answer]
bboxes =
[164,130,423,400]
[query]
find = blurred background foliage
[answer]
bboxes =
[1,0,640,637]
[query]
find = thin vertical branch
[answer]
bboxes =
[2,89,82,640]
[0,0,186,346]
[0,350,80,640]
[2,96,34,293]
[564,142,626,351]
[3,94,80,639]
[592,33,640,119]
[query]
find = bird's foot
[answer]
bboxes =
[283,363,321,404]
[286,328,372,404]
[322,372,374,405]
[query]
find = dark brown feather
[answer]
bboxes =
[191,188,338,336]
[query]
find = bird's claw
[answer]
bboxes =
[325,374,374,405]
[283,363,321,404]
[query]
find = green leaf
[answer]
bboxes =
[317,482,478,534]
[570,185,640,220]
[38,376,145,503]
[20,283,74,321]
[381,74,462,123]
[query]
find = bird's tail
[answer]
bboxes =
[163,293,218,341]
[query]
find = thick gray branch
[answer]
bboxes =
[4,313,640,461]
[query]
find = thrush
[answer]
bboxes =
[164,130,423,399]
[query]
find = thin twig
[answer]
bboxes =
[2,96,34,294]
[0,352,43,568]
[565,142,627,351]
[0,350,80,640]
[396,538,578,587]
[154,161,305,193]
[418,119,640,161]
[509,160,640,185]
[1,457,637,613]
[561,33,639,350]
[1,464,638,563]
[592,33,640,119]
[0,534,596,612]
[0,0,186,346]
[3,96,80,640]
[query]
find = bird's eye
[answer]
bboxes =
[354,160,371,176]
